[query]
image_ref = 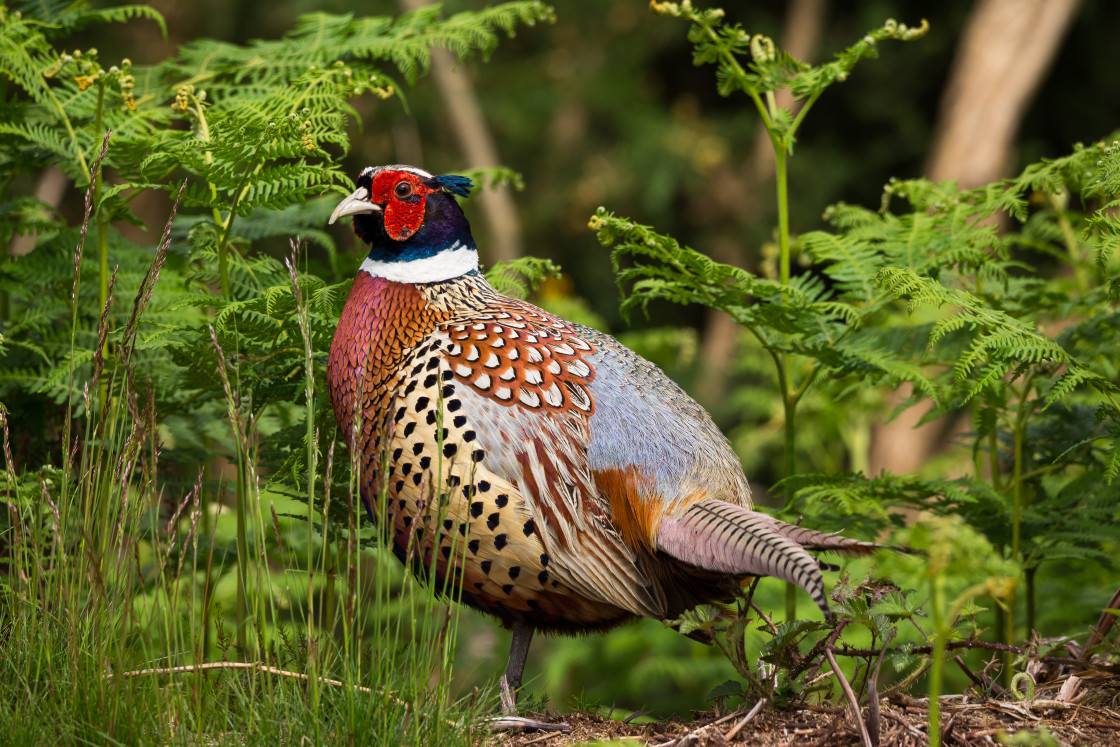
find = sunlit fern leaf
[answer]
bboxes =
[485,257,561,300]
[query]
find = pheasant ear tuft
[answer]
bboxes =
[428,174,473,198]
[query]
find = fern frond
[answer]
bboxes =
[485,257,562,300]
[62,5,167,36]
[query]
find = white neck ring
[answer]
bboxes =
[359,244,479,284]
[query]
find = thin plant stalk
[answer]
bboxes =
[209,326,255,655]
[93,88,109,316]
[286,242,321,717]
[716,28,828,624]
[1003,369,1035,683]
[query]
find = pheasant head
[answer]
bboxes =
[329,165,477,283]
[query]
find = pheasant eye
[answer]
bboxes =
[394,181,413,198]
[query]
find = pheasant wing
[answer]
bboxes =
[441,309,667,621]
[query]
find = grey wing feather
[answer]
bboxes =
[579,327,752,510]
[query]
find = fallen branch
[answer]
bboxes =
[120,660,574,734]
[487,716,570,732]
[115,661,373,693]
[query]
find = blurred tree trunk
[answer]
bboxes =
[868,0,1079,476]
[397,0,523,265]
[926,0,1080,188]
[696,0,826,407]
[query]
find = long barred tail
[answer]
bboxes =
[747,511,882,555]
[655,499,883,619]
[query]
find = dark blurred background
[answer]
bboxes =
[58,0,1117,715]
[67,0,1118,415]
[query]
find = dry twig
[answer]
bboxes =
[724,698,766,741]
[652,710,743,747]
[521,731,566,746]
[826,647,873,747]
[865,628,896,746]
[1084,585,1120,655]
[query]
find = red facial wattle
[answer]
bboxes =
[368,170,432,241]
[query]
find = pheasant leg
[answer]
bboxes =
[499,621,535,714]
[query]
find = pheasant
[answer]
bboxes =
[327,165,877,705]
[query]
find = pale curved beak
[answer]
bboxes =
[328,187,380,224]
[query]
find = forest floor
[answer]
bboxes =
[492,672,1120,746]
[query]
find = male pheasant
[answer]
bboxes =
[327,165,876,703]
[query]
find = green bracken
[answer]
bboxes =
[2,0,1119,744]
